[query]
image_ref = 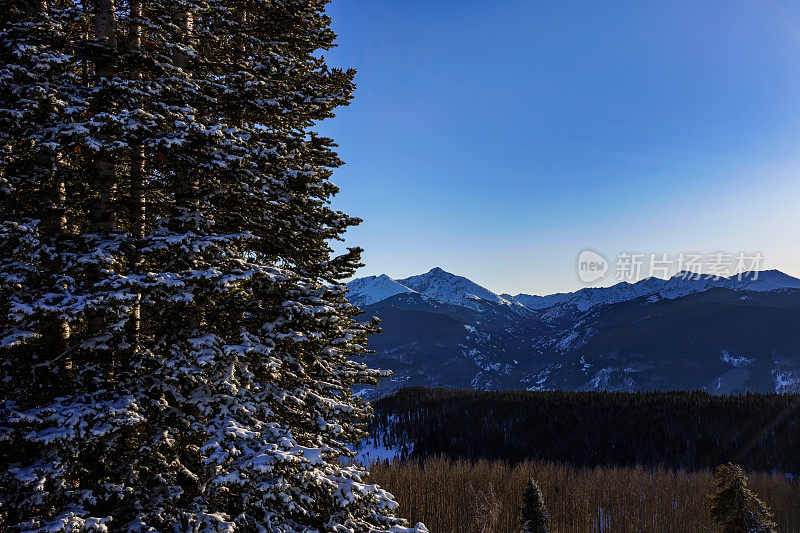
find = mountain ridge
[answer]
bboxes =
[347,267,800,399]
[348,267,800,314]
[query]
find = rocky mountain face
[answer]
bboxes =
[349,268,800,399]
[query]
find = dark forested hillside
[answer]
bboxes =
[354,277,800,399]
[367,388,800,474]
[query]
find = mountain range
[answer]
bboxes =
[348,267,800,399]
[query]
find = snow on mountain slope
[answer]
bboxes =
[653,272,728,300]
[506,292,573,309]
[529,270,800,316]
[728,270,800,292]
[550,274,704,313]
[346,274,416,307]
[348,267,800,313]
[396,267,521,310]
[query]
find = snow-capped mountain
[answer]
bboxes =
[503,291,573,310]
[349,268,800,316]
[346,274,417,307]
[729,269,800,292]
[513,269,800,316]
[347,267,525,311]
[397,267,524,310]
[348,267,800,399]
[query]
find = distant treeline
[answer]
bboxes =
[368,387,800,473]
[369,457,800,533]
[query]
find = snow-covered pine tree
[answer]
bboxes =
[0,0,136,525]
[0,1,425,531]
[709,463,776,533]
[521,478,548,533]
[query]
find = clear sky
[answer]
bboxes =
[319,0,800,295]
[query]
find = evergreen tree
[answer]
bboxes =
[709,463,776,533]
[521,478,548,533]
[0,1,425,531]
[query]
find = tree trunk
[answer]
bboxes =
[89,0,118,236]
[232,8,247,128]
[127,0,144,350]
[88,0,118,336]
[37,150,71,367]
[127,0,144,241]
[172,5,203,332]
[173,9,194,72]
[27,0,72,368]
[173,7,199,216]
[89,0,117,234]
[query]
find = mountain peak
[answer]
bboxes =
[729,269,800,291]
[345,267,522,310]
[346,274,415,307]
[670,270,709,281]
[397,269,521,310]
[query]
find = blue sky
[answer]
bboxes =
[320,0,800,295]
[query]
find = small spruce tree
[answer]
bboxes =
[709,463,776,533]
[521,478,549,533]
